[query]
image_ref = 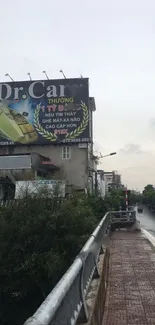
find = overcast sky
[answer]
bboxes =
[1,0,155,191]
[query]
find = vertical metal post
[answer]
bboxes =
[125,188,130,222]
[95,171,98,194]
[125,188,128,211]
[78,263,88,323]
[34,170,37,180]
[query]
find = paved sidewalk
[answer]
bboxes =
[102,230,155,325]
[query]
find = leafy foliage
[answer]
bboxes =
[128,190,142,205]
[0,187,126,324]
[142,184,155,211]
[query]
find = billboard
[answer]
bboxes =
[0,78,89,146]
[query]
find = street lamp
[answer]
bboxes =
[94,152,117,193]
[110,152,116,156]
[102,152,117,158]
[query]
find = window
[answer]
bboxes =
[42,156,49,162]
[37,171,46,178]
[62,146,71,160]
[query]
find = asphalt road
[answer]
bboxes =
[136,205,155,237]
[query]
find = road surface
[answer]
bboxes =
[136,205,155,237]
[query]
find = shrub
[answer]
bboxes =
[0,186,124,324]
[0,190,96,324]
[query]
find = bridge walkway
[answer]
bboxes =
[102,230,155,325]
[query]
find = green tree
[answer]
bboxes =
[86,189,126,220]
[0,187,125,324]
[142,184,155,211]
[0,194,96,325]
[129,190,142,205]
[104,189,126,211]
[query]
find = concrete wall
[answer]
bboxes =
[97,175,106,197]
[10,144,88,189]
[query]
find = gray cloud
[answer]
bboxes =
[119,143,144,154]
[148,118,155,128]
[0,0,155,191]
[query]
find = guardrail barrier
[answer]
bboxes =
[24,210,136,325]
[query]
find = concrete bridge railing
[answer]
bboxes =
[24,210,136,325]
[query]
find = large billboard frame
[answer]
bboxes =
[0,78,89,146]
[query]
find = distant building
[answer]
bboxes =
[103,171,123,194]
[104,172,113,193]
[96,170,106,197]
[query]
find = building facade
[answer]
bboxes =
[97,170,106,197]
[97,170,123,196]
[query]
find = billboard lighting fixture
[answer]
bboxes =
[76,70,84,78]
[27,72,32,81]
[59,69,66,79]
[42,70,49,80]
[5,73,14,82]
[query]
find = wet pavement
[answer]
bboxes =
[136,206,155,237]
[102,230,155,325]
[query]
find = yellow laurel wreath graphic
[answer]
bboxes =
[33,101,89,142]
[33,104,57,141]
[65,101,89,139]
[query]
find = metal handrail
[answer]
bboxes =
[24,210,136,325]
